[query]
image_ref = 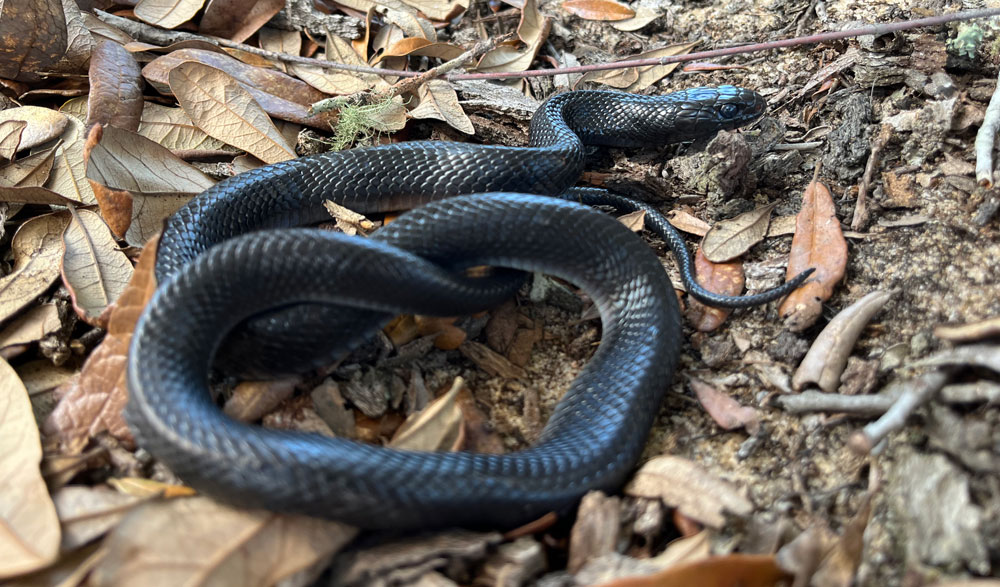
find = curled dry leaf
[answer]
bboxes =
[0,107,68,154]
[168,62,296,164]
[476,0,549,73]
[0,0,67,82]
[0,357,60,578]
[380,37,464,61]
[90,497,357,587]
[0,147,57,188]
[43,238,160,453]
[561,0,635,21]
[408,80,475,135]
[581,42,697,91]
[46,116,97,205]
[199,0,286,43]
[0,213,69,324]
[568,491,620,574]
[0,120,27,160]
[689,377,760,435]
[0,185,79,206]
[778,181,848,331]
[625,455,752,528]
[592,554,789,587]
[134,0,206,30]
[61,208,135,328]
[86,41,144,133]
[701,202,777,263]
[792,289,896,392]
[390,377,466,451]
[610,5,660,31]
[684,248,744,332]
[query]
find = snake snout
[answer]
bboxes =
[713,86,767,130]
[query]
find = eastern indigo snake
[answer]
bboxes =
[126,87,811,529]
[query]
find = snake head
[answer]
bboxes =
[666,85,767,142]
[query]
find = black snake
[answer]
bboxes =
[126,87,810,529]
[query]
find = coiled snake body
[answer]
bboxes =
[126,87,801,529]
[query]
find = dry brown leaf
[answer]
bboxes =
[701,202,777,263]
[666,209,710,236]
[779,181,848,331]
[0,185,79,206]
[0,0,67,82]
[689,377,760,435]
[0,121,27,161]
[61,207,135,328]
[46,116,97,205]
[381,38,464,60]
[617,209,645,232]
[0,303,61,357]
[199,0,286,43]
[625,455,752,528]
[138,102,229,151]
[475,0,549,73]
[934,317,1000,342]
[684,248,743,332]
[134,0,206,29]
[399,0,468,21]
[0,214,69,324]
[593,554,789,587]
[48,0,94,76]
[0,107,69,154]
[581,42,697,91]
[43,238,160,452]
[258,27,300,73]
[390,377,466,451]
[0,147,57,187]
[459,340,528,380]
[108,477,197,499]
[223,378,301,422]
[561,0,634,21]
[0,357,60,578]
[90,497,357,587]
[610,5,660,31]
[291,36,378,95]
[408,80,474,134]
[168,62,296,164]
[125,193,193,247]
[86,41,144,133]
[52,485,145,552]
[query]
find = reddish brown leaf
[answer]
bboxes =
[561,0,635,21]
[199,0,286,42]
[44,237,160,452]
[778,180,848,331]
[86,41,145,133]
[83,124,133,238]
[593,555,789,587]
[0,0,67,82]
[689,377,760,435]
[684,248,744,332]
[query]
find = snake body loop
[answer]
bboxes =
[128,87,788,529]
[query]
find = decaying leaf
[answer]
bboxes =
[701,202,777,263]
[0,121,27,161]
[581,43,698,91]
[389,377,466,451]
[61,207,135,327]
[408,80,475,135]
[0,147,57,188]
[0,107,68,154]
[199,0,286,43]
[290,35,378,96]
[475,0,549,73]
[0,357,60,578]
[168,62,296,164]
[86,41,144,133]
[625,455,753,528]
[0,0,67,82]
[90,497,356,587]
[0,213,68,324]
[561,0,634,21]
[778,180,848,331]
[46,116,97,205]
[684,249,744,331]
[44,238,160,452]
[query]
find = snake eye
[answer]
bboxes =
[719,103,739,119]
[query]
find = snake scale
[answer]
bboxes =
[125,87,811,529]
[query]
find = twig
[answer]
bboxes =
[774,390,899,416]
[852,124,893,231]
[847,369,951,454]
[975,66,1000,187]
[94,7,1000,82]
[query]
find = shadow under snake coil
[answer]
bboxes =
[125,87,812,529]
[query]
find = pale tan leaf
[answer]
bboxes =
[617,209,645,232]
[53,485,145,552]
[168,62,295,164]
[408,80,474,134]
[475,0,549,73]
[0,147,57,188]
[610,5,660,31]
[666,209,710,236]
[701,202,777,263]
[0,106,69,154]
[291,37,377,95]
[398,0,468,22]
[0,214,69,325]
[0,303,61,355]
[625,455,753,528]
[125,193,193,247]
[199,0,286,43]
[561,0,634,21]
[138,102,228,151]
[0,357,60,578]
[0,185,79,205]
[0,120,26,160]
[107,477,197,499]
[381,38,464,60]
[45,116,97,205]
[134,0,206,29]
[581,42,697,91]
[62,208,135,327]
[258,28,301,74]
[90,497,357,587]
[390,377,466,451]
[86,124,216,195]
